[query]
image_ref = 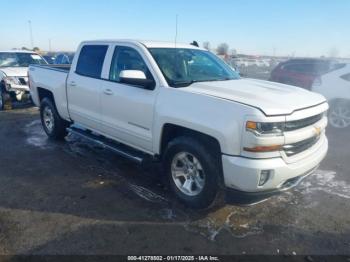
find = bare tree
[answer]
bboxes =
[33,47,40,52]
[203,41,211,51]
[217,43,229,55]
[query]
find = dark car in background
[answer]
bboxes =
[269,58,338,89]
[54,53,74,64]
[42,55,56,64]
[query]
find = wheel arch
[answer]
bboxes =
[159,123,222,159]
[37,87,55,104]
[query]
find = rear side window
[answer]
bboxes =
[76,45,108,78]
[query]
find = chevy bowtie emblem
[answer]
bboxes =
[314,127,321,136]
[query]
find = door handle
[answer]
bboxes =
[69,81,76,87]
[104,89,114,95]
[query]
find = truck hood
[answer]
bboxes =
[0,67,28,77]
[184,78,327,116]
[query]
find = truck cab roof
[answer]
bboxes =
[0,50,37,54]
[80,39,205,50]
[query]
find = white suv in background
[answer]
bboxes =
[0,50,47,110]
[312,63,350,128]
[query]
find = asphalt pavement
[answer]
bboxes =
[0,107,349,256]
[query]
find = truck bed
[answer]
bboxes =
[29,64,71,118]
[30,64,71,72]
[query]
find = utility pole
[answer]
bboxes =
[174,14,178,46]
[28,20,34,49]
[49,38,52,52]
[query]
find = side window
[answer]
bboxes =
[284,64,313,73]
[283,64,300,72]
[340,73,350,82]
[76,45,108,78]
[109,46,152,82]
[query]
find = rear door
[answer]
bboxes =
[67,45,108,131]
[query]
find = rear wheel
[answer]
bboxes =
[40,98,69,139]
[163,136,221,209]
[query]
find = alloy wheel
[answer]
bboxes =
[171,152,205,196]
[329,104,350,128]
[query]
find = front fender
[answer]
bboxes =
[152,87,258,155]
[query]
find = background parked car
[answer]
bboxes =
[311,63,350,129]
[54,53,75,64]
[231,58,249,68]
[0,50,47,110]
[269,58,338,90]
[42,55,56,64]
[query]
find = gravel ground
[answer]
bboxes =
[0,107,349,256]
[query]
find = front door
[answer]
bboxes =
[100,45,157,153]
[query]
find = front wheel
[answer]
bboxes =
[163,136,221,209]
[40,98,69,139]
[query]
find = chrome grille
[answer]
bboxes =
[285,113,323,131]
[283,135,320,157]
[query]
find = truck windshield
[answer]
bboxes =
[0,52,47,67]
[148,48,240,87]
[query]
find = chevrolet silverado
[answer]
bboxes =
[28,40,329,208]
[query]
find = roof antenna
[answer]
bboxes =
[190,41,199,47]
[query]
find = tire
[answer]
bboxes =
[40,98,69,139]
[163,136,221,209]
[328,100,350,129]
[0,88,4,111]
[0,86,11,111]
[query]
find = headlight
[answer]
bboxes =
[246,121,285,136]
[4,76,20,86]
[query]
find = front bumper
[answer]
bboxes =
[224,168,316,205]
[7,84,30,92]
[222,135,328,194]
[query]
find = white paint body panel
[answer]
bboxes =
[28,39,329,193]
[0,51,46,93]
[0,67,30,92]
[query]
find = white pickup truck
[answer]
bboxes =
[28,40,329,208]
[0,50,47,110]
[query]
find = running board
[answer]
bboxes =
[67,126,147,164]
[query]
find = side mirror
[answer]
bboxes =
[119,70,155,90]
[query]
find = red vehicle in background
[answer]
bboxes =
[269,59,336,90]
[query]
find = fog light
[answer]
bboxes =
[259,170,271,186]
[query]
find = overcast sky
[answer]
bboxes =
[1,0,349,57]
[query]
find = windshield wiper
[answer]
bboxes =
[215,77,233,81]
[172,78,233,88]
[172,80,198,87]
